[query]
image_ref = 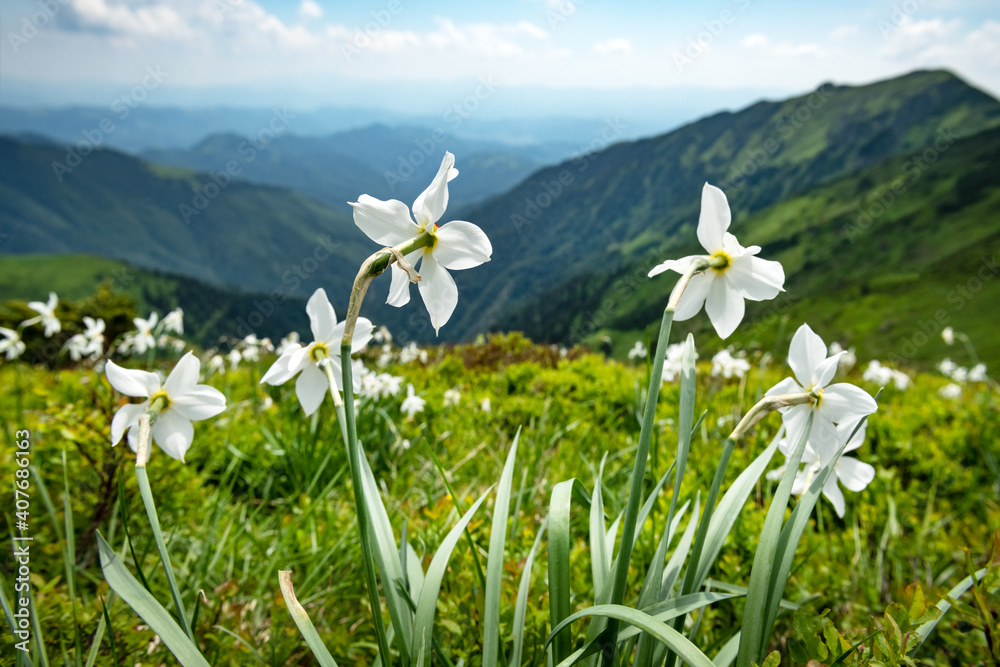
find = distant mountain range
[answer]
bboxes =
[141,124,576,211]
[2,69,999,368]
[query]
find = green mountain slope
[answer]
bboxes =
[448,69,1000,344]
[505,123,1000,370]
[0,254,309,347]
[0,136,420,328]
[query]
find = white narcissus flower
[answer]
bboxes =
[648,184,785,339]
[23,292,61,337]
[766,324,878,457]
[350,151,493,334]
[0,327,26,360]
[969,363,988,383]
[261,288,373,416]
[627,341,647,361]
[769,422,875,518]
[941,327,954,345]
[162,308,184,335]
[400,384,426,418]
[106,352,226,462]
[711,348,750,379]
[207,354,225,374]
[443,388,461,407]
[67,316,106,361]
[938,383,962,399]
[130,312,159,355]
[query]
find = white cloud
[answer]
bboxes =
[299,0,322,21]
[741,33,828,58]
[424,17,548,57]
[593,38,632,56]
[880,16,963,58]
[829,24,859,41]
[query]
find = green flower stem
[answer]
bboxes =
[320,356,393,666]
[342,231,435,343]
[599,258,709,667]
[133,408,194,642]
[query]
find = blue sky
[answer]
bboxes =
[2,0,998,119]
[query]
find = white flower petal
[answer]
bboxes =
[105,360,160,398]
[111,402,147,446]
[433,221,492,270]
[417,252,458,335]
[840,420,867,454]
[306,288,338,343]
[350,195,419,246]
[151,411,194,462]
[822,475,846,518]
[788,324,827,389]
[163,352,200,396]
[705,276,745,339]
[170,386,226,422]
[413,152,457,226]
[387,262,412,307]
[672,272,712,321]
[649,255,702,278]
[296,362,329,416]
[836,457,875,492]
[351,318,375,354]
[727,255,784,301]
[780,404,813,446]
[261,348,300,385]
[697,183,731,252]
[812,352,844,389]
[819,383,878,423]
[765,376,803,397]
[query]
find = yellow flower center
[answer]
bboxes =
[149,390,170,411]
[309,342,329,362]
[709,250,731,272]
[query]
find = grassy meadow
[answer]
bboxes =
[2,331,997,665]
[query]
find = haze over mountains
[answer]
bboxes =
[2,69,999,367]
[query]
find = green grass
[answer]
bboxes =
[1,332,997,665]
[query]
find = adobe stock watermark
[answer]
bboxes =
[383,75,501,192]
[885,253,998,366]
[877,0,927,39]
[50,66,169,182]
[843,126,957,243]
[510,116,628,233]
[340,0,406,63]
[719,83,835,192]
[546,0,586,30]
[227,234,337,338]
[213,0,244,19]
[673,0,751,72]
[6,0,70,53]
[179,107,295,224]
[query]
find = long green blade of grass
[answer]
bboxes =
[483,429,520,667]
[96,532,209,667]
[761,416,874,650]
[278,571,339,667]
[691,434,782,589]
[548,604,715,667]
[411,488,491,666]
[509,519,547,667]
[358,438,413,661]
[602,305,676,667]
[736,413,814,667]
[548,478,592,664]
